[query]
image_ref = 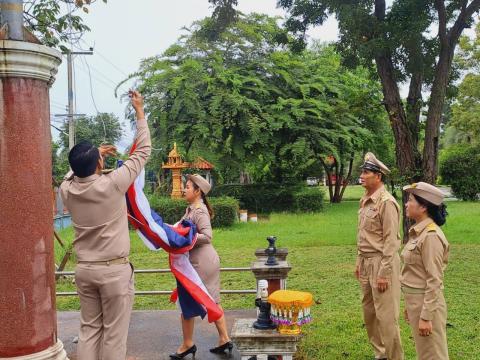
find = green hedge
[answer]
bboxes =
[292,187,325,212]
[147,196,239,227]
[211,183,324,213]
[440,144,480,201]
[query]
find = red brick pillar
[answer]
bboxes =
[0,40,66,359]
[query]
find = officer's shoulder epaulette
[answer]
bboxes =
[381,191,393,202]
[426,223,437,232]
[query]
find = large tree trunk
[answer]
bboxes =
[375,54,416,176]
[422,0,476,182]
[406,71,424,169]
[422,50,452,183]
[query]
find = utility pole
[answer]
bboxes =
[65,49,93,149]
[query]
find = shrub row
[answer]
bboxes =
[211,183,325,213]
[147,196,239,228]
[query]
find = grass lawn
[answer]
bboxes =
[54,188,480,359]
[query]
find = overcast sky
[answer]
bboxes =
[49,0,339,149]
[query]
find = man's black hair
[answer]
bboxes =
[68,141,100,178]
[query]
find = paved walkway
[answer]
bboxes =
[58,310,256,360]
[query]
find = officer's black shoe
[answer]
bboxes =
[169,344,197,359]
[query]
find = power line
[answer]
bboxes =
[80,56,108,144]
[77,57,119,89]
[75,62,117,91]
[51,99,67,107]
[80,39,130,78]
[72,42,121,89]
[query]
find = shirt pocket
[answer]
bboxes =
[364,207,380,231]
[403,242,421,264]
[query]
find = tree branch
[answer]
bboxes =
[449,0,480,45]
[374,0,386,20]
[434,0,448,46]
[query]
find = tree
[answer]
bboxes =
[52,140,69,183]
[52,113,124,180]
[20,0,107,51]
[450,22,480,142]
[278,0,480,184]
[125,14,389,202]
[59,112,123,150]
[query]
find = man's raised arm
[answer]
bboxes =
[111,91,152,193]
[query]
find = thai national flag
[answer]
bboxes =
[121,143,223,323]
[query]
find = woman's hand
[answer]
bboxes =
[418,318,433,336]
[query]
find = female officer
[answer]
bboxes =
[401,182,450,360]
[170,174,232,359]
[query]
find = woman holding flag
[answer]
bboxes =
[169,174,233,359]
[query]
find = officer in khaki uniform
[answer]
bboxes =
[356,152,404,360]
[401,182,450,360]
[60,91,151,360]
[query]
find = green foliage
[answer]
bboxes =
[52,141,69,183]
[212,183,296,213]
[292,187,325,213]
[209,196,239,228]
[147,196,187,225]
[148,196,239,227]
[126,13,388,184]
[211,183,324,213]
[23,0,107,51]
[59,113,123,149]
[52,113,124,181]
[451,23,480,142]
[278,0,480,184]
[440,145,480,201]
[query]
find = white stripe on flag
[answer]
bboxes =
[134,169,170,246]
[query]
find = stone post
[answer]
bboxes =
[0,39,66,359]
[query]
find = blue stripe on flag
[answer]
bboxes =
[177,279,207,320]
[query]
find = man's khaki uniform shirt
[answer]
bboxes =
[357,185,401,278]
[60,119,151,262]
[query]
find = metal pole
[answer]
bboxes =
[67,52,75,149]
[0,0,23,41]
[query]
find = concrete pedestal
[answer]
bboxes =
[0,40,64,359]
[251,259,291,296]
[231,318,302,360]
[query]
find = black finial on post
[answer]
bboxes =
[265,236,278,266]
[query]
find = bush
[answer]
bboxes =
[440,144,480,201]
[148,196,187,224]
[210,196,239,228]
[292,187,325,212]
[211,183,324,213]
[211,183,296,213]
[147,196,239,227]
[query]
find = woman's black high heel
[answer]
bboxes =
[169,344,197,359]
[209,341,234,354]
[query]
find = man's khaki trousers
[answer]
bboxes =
[359,254,404,360]
[404,291,449,360]
[75,262,134,360]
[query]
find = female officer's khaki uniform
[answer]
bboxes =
[181,199,221,303]
[401,183,450,360]
[181,174,221,303]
